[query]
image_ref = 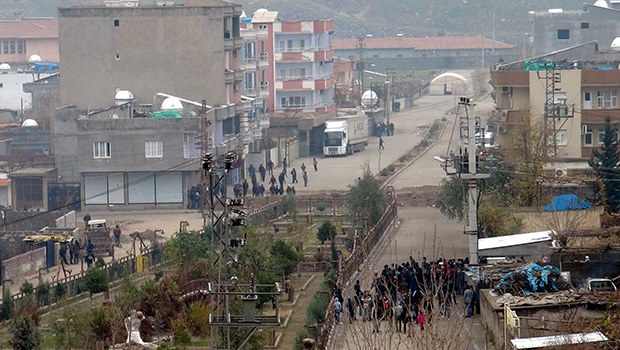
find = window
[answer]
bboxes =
[282,96,306,108]
[9,41,15,54]
[2,41,8,54]
[556,130,568,146]
[183,133,200,158]
[596,90,618,108]
[145,141,163,158]
[583,125,593,146]
[598,128,606,145]
[114,19,120,26]
[557,29,570,40]
[17,40,25,54]
[93,142,111,159]
[581,22,589,29]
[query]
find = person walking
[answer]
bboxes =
[333,297,342,324]
[347,298,355,324]
[416,311,425,331]
[72,239,80,264]
[267,160,274,175]
[379,136,385,150]
[258,164,266,182]
[302,171,308,187]
[312,157,318,172]
[242,179,249,197]
[59,243,69,265]
[464,285,474,317]
[282,158,287,173]
[291,168,298,183]
[301,162,307,173]
[113,225,122,247]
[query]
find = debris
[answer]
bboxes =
[493,263,571,296]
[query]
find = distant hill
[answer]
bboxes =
[0,0,584,43]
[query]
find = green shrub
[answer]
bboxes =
[35,282,50,307]
[1,289,13,321]
[54,284,66,301]
[9,315,40,350]
[171,318,191,347]
[306,293,328,325]
[82,268,108,295]
[186,302,210,336]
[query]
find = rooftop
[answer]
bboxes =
[0,18,58,39]
[333,35,514,51]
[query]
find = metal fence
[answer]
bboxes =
[317,197,398,349]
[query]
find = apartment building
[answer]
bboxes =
[0,18,59,64]
[491,63,620,161]
[248,10,336,156]
[53,0,263,208]
[529,1,620,58]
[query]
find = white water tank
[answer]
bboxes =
[114,90,134,106]
[361,90,378,108]
[0,63,10,70]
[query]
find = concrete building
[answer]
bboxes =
[0,18,59,64]
[529,1,620,58]
[490,62,620,163]
[53,97,209,209]
[248,10,336,156]
[333,35,518,72]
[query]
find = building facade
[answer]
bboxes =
[53,100,208,209]
[530,2,620,58]
[333,35,518,71]
[0,18,59,64]
[248,10,336,156]
[490,65,620,161]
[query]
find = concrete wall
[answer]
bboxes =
[516,206,602,233]
[531,5,620,58]
[54,210,76,229]
[1,246,46,284]
[58,6,229,109]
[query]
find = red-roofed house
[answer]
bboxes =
[333,35,518,71]
[0,18,59,64]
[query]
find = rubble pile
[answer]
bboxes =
[493,263,571,296]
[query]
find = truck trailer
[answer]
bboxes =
[323,112,369,156]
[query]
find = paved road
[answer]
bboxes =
[283,94,460,193]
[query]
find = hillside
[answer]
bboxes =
[0,0,584,41]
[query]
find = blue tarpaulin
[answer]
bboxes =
[32,62,59,73]
[543,194,591,212]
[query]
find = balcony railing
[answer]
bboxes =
[275,46,331,53]
[275,73,333,81]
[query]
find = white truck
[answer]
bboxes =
[323,112,369,156]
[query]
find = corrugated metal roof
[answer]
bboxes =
[511,332,608,349]
[334,35,514,51]
[0,18,58,39]
[251,11,278,24]
[478,230,553,251]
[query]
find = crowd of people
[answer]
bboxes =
[332,256,483,335]
[232,157,319,198]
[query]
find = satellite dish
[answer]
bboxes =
[111,114,119,119]
[611,37,620,51]
[21,119,39,127]
[28,54,42,62]
[161,96,183,111]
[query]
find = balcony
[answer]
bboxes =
[314,50,334,62]
[241,57,257,70]
[234,69,244,82]
[258,53,269,68]
[225,69,234,83]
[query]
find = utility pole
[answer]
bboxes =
[357,36,366,106]
[458,97,489,264]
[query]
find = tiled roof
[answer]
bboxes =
[0,18,58,39]
[333,35,514,51]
